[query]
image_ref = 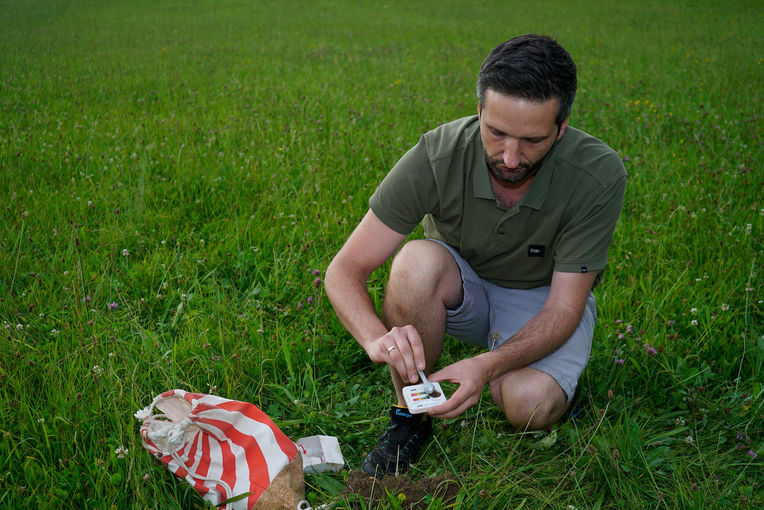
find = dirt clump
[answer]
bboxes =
[341,469,460,509]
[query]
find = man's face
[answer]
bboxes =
[478,90,568,185]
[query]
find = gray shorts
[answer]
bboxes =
[432,240,596,402]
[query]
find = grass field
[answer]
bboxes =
[0,0,761,508]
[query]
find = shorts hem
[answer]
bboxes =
[529,361,577,402]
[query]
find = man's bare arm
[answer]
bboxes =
[428,270,598,418]
[325,209,427,382]
[482,270,597,378]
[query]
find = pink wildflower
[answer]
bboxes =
[644,343,657,356]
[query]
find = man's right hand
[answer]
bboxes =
[367,325,427,385]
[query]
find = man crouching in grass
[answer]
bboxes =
[325,34,626,478]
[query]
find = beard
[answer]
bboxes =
[484,152,541,184]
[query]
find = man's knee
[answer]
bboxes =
[387,241,462,307]
[389,241,436,287]
[490,369,569,430]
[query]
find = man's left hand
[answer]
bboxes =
[426,357,490,419]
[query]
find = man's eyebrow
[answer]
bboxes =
[486,123,551,142]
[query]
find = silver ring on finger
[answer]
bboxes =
[386,345,397,353]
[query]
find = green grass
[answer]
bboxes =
[0,0,761,508]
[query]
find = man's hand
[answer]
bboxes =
[367,325,427,385]
[426,357,490,419]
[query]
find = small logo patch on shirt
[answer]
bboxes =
[581,266,588,273]
[528,245,545,257]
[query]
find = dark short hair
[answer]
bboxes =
[477,34,577,126]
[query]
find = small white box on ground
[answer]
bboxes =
[296,435,345,473]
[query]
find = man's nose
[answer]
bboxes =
[502,139,521,168]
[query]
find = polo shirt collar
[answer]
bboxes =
[472,130,560,210]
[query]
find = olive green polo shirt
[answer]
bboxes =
[369,115,626,289]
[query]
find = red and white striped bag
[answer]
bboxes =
[135,389,309,510]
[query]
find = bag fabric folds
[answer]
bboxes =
[135,389,307,509]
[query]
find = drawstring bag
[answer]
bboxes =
[135,389,309,510]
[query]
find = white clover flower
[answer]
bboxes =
[691,320,699,326]
[690,308,698,314]
[122,248,129,257]
[721,303,729,311]
[115,446,128,459]
[92,365,103,376]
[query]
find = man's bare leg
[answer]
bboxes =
[381,240,463,405]
[489,367,572,429]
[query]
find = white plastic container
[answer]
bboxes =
[296,435,345,473]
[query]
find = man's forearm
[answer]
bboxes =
[475,305,582,382]
[324,261,387,351]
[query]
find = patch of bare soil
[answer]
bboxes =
[341,469,460,509]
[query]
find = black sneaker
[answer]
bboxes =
[361,406,433,477]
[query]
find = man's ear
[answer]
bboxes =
[557,116,570,140]
[477,102,482,117]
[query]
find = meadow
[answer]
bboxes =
[0,0,761,508]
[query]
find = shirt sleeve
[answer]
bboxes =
[369,137,439,235]
[553,169,627,273]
